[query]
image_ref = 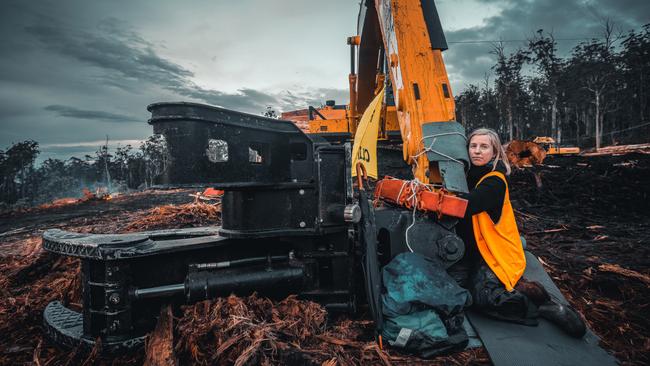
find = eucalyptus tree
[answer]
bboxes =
[492,43,529,140]
[569,20,621,149]
[528,30,564,143]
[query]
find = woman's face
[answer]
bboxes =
[468,134,494,166]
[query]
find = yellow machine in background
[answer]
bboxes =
[532,137,581,155]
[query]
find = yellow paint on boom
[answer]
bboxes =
[352,87,385,179]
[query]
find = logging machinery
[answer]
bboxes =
[42,0,471,353]
[283,0,465,187]
[532,136,581,155]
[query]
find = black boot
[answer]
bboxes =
[515,279,551,306]
[538,300,586,338]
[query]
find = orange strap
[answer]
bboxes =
[374,177,468,218]
[374,177,415,208]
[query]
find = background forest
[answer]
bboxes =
[456,23,650,148]
[1,23,648,207]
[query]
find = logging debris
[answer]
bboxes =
[0,153,648,365]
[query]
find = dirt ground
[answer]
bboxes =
[0,153,648,365]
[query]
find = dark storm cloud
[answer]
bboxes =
[0,0,350,162]
[174,86,280,112]
[44,105,139,123]
[278,88,350,111]
[474,0,650,29]
[25,18,191,90]
[444,0,650,91]
[24,15,291,113]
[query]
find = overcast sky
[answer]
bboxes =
[1,0,647,162]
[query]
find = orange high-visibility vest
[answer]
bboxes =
[471,171,526,291]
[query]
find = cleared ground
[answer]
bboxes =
[0,153,648,365]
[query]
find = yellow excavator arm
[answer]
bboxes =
[283,0,469,192]
[353,0,469,192]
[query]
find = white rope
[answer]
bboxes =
[395,179,409,207]
[405,203,419,253]
[401,131,466,252]
[421,132,467,140]
[384,174,442,252]
[403,178,429,253]
[419,132,467,169]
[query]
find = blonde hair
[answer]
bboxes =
[468,128,511,175]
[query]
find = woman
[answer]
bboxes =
[453,128,586,338]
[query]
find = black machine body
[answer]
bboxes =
[42,102,464,352]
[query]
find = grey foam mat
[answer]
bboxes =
[467,251,618,366]
[463,316,483,349]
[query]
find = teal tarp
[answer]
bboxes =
[381,252,471,357]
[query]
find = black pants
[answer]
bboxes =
[449,258,538,326]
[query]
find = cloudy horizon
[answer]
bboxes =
[1,0,647,163]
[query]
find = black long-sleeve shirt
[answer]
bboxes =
[456,162,508,264]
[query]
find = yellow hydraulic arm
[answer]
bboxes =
[352,0,469,192]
